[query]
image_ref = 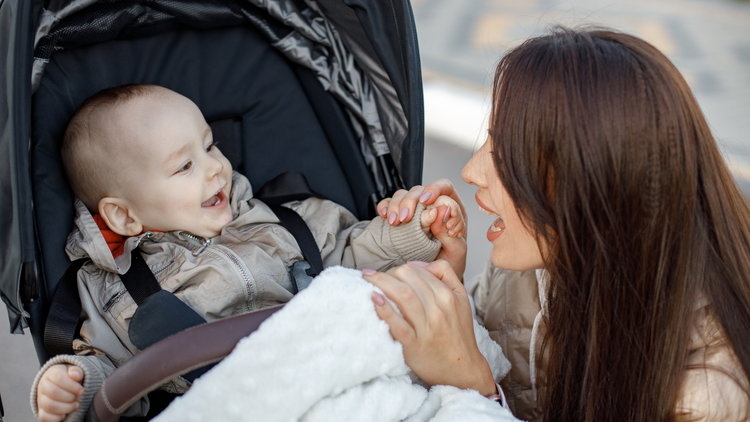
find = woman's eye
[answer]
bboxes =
[178,161,193,172]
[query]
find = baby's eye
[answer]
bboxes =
[206,141,218,153]
[178,161,193,173]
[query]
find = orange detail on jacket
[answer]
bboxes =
[93,214,127,259]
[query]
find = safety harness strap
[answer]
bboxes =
[43,259,86,356]
[256,171,324,279]
[268,204,323,278]
[120,250,161,306]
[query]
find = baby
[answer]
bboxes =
[33,84,467,422]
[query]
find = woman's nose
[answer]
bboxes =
[462,138,490,187]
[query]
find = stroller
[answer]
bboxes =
[0,0,424,419]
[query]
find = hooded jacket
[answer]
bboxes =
[469,264,750,422]
[31,172,441,422]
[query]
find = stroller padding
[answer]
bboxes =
[32,24,372,292]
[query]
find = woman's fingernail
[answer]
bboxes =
[372,291,386,306]
[362,268,376,276]
[419,192,432,203]
[380,207,387,217]
[399,207,409,222]
[443,206,451,223]
[388,211,397,225]
[408,260,430,267]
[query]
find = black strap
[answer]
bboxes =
[255,171,325,206]
[255,171,324,278]
[43,251,164,356]
[120,250,162,306]
[268,204,324,278]
[44,259,87,356]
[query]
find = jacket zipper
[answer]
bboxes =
[179,232,254,311]
[102,290,126,312]
[179,232,212,256]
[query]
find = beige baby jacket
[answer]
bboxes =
[31,172,440,422]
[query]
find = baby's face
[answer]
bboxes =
[113,91,233,238]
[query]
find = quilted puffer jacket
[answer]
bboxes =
[469,263,749,422]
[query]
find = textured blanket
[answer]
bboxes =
[154,266,519,422]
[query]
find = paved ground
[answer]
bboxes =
[0,308,38,422]
[2,0,749,420]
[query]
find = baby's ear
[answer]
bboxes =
[99,198,143,237]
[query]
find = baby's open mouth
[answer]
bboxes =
[201,190,227,208]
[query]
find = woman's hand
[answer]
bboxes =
[362,261,496,396]
[377,179,468,280]
[377,179,467,225]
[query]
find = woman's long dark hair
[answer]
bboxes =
[490,28,750,422]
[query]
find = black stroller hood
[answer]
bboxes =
[0,0,424,334]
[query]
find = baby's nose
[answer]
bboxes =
[207,156,224,176]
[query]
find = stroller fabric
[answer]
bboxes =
[31,24,365,298]
[32,0,405,191]
[152,266,518,422]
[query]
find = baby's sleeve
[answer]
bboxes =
[324,201,441,271]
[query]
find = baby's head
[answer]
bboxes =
[62,84,234,238]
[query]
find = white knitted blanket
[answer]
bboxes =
[154,266,518,422]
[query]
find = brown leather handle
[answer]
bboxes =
[92,306,283,422]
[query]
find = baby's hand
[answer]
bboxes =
[419,195,465,238]
[378,180,467,279]
[37,364,84,422]
[423,197,467,280]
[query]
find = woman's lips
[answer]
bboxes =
[475,193,505,241]
[487,216,505,241]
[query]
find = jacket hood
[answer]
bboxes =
[65,172,253,274]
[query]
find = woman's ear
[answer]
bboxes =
[98,198,143,236]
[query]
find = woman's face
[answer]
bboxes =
[461,138,545,271]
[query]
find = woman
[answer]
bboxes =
[366,28,750,422]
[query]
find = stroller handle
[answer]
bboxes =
[92,306,283,422]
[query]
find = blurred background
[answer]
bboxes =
[2,0,749,420]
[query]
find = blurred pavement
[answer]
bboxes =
[1,307,37,422]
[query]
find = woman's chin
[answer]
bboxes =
[490,251,542,272]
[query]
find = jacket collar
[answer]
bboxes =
[65,171,254,274]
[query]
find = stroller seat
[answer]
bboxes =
[33,22,372,302]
